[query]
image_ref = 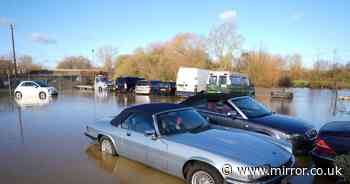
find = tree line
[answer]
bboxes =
[1,21,349,88]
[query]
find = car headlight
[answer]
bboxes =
[276,131,301,141]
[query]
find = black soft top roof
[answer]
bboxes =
[111,103,187,126]
[180,93,247,105]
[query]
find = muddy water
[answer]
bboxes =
[0,88,349,184]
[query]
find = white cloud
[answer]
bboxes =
[290,12,304,22]
[220,10,237,21]
[30,33,57,45]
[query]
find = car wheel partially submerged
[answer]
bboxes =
[100,136,116,156]
[186,163,223,184]
[15,92,22,99]
[39,92,46,99]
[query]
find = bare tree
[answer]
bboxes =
[288,54,303,80]
[17,55,43,74]
[96,46,118,77]
[207,21,243,71]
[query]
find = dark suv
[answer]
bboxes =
[115,77,144,93]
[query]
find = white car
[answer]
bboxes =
[14,81,58,99]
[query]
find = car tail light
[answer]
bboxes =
[315,136,336,156]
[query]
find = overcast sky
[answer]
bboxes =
[0,0,349,68]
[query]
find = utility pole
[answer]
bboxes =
[332,49,338,116]
[10,24,18,81]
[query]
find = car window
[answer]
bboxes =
[22,82,37,87]
[230,76,241,85]
[207,100,234,114]
[151,81,160,86]
[137,80,149,86]
[121,114,154,133]
[35,81,48,87]
[208,76,217,85]
[241,77,250,86]
[157,109,208,136]
[219,76,227,85]
[230,97,272,118]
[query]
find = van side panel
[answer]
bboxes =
[176,67,209,95]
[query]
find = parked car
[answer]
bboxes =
[159,82,176,95]
[95,75,113,91]
[85,103,294,184]
[311,121,350,169]
[135,80,161,95]
[14,80,58,100]
[115,76,144,93]
[180,93,317,154]
[207,71,255,97]
[176,67,209,96]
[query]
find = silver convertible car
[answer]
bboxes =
[84,103,295,184]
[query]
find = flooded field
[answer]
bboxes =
[0,88,349,184]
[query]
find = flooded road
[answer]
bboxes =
[0,88,349,184]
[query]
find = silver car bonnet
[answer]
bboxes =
[164,128,291,167]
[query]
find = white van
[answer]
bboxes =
[207,71,255,96]
[176,67,209,96]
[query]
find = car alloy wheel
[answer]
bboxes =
[39,92,46,99]
[15,92,22,99]
[101,139,113,154]
[191,171,215,184]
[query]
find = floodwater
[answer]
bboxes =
[0,88,349,184]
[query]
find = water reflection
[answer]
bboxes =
[15,96,57,109]
[85,144,183,184]
[16,105,24,144]
[256,88,350,129]
[0,89,349,184]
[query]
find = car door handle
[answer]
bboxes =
[126,132,131,136]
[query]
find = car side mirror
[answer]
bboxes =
[145,130,157,140]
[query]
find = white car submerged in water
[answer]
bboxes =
[14,80,58,100]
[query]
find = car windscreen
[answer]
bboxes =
[156,109,208,136]
[159,82,169,88]
[150,81,160,86]
[208,76,217,85]
[230,97,272,118]
[116,78,125,83]
[137,81,149,86]
[229,76,250,86]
